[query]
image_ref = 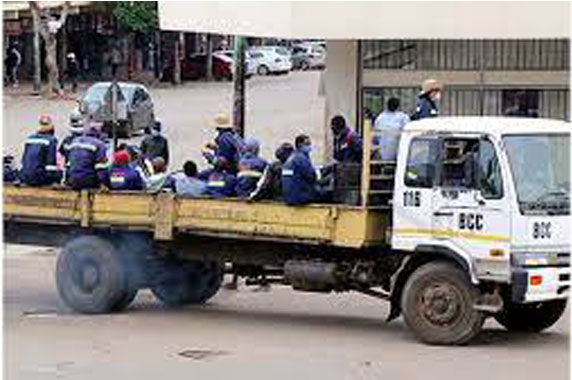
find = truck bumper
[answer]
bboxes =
[512,266,570,303]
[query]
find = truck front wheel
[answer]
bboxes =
[494,299,567,332]
[151,260,223,306]
[56,236,127,314]
[401,261,485,345]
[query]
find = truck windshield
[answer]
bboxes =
[504,134,570,215]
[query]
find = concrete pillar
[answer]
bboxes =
[323,40,359,162]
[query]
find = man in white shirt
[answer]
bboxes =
[373,97,410,161]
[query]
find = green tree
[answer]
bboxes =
[111,2,158,79]
[112,1,158,33]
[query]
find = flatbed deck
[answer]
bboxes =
[3,185,390,248]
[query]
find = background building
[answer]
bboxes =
[361,39,570,121]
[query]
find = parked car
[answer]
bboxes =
[181,53,233,81]
[247,47,292,75]
[291,44,326,70]
[76,82,155,138]
[214,50,256,77]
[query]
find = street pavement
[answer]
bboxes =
[4,244,569,380]
[3,72,570,379]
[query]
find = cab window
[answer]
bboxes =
[404,138,441,188]
[477,139,503,199]
[439,139,479,189]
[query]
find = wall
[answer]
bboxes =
[323,40,358,161]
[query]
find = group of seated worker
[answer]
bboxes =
[9,112,367,206]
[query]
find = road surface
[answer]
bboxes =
[4,244,569,380]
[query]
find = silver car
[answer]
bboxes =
[77,82,155,137]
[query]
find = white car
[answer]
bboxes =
[247,47,292,75]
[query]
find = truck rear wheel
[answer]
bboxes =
[151,260,222,306]
[494,299,567,332]
[56,236,127,314]
[401,261,484,345]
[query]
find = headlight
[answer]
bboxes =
[511,252,564,267]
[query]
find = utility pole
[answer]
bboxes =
[173,32,181,85]
[233,36,245,137]
[206,34,213,81]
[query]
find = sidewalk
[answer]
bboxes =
[3,82,87,100]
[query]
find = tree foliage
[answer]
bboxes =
[112,1,158,33]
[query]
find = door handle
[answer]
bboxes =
[433,211,454,217]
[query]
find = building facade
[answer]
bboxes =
[361,39,570,121]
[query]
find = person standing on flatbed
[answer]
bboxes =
[412,79,443,120]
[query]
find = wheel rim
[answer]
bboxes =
[418,282,463,326]
[73,258,100,294]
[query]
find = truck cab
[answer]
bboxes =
[392,117,570,314]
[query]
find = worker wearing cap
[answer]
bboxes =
[202,114,244,174]
[236,137,268,198]
[412,79,443,120]
[67,121,109,190]
[59,110,84,181]
[19,114,61,186]
[109,149,144,191]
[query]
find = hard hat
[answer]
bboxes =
[69,109,84,133]
[243,137,260,156]
[113,150,130,165]
[420,79,443,95]
[38,114,54,133]
[212,113,234,129]
[67,52,76,59]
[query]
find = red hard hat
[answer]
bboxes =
[113,150,130,165]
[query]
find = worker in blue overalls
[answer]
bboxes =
[19,114,61,186]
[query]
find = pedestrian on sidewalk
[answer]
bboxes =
[5,42,21,87]
[61,52,79,93]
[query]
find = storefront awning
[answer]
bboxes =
[158,1,570,39]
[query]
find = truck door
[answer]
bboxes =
[392,136,443,250]
[431,137,511,281]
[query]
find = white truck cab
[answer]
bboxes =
[392,117,570,310]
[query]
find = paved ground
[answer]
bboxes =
[3,71,327,170]
[4,244,569,380]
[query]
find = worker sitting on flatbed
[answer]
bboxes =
[205,157,237,198]
[67,121,109,190]
[236,137,267,198]
[19,114,62,186]
[109,149,145,191]
[202,114,244,174]
[282,134,320,206]
[250,142,294,201]
[164,160,206,197]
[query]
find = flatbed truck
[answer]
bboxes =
[4,117,570,345]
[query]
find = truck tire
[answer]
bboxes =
[401,261,484,345]
[56,235,126,314]
[494,299,567,332]
[151,260,223,306]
